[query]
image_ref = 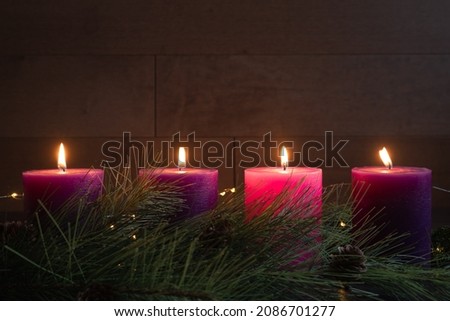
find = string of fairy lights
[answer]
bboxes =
[2,185,448,201]
[0,186,448,253]
[0,193,23,200]
[0,188,237,243]
[0,187,238,202]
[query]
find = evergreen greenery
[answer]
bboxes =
[1,168,449,300]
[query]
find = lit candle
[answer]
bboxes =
[244,147,322,220]
[139,147,218,219]
[22,143,104,220]
[352,147,432,260]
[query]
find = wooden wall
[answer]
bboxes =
[1,1,449,226]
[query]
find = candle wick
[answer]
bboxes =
[283,164,287,171]
[388,164,392,170]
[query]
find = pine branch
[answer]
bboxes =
[2,168,450,300]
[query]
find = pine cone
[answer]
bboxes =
[77,283,116,301]
[329,244,367,273]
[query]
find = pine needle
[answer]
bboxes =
[1,169,449,300]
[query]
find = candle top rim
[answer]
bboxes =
[23,168,104,175]
[245,167,322,173]
[352,166,431,175]
[139,168,218,173]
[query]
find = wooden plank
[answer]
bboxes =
[157,55,450,137]
[1,1,450,55]
[0,56,155,137]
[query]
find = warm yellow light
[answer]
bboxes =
[379,147,393,169]
[220,187,236,196]
[1,192,22,200]
[339,221,347,228]
[337,287,348,301]
[178,147,186,169]
[280,146,288,170]
[58,143,67,172]
[131,234,137,240]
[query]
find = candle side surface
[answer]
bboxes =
[139,168,218,219]
[352,166,432,260]
[244,167,322,220]
[22,168,104,220]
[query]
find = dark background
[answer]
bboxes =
[1,1,449,227]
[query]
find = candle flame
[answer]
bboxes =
[379,147,393,169]
[58,143,67,172]
[280,146,288,170]
[178,147,186,169]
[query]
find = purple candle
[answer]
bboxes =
[352,147,432,260]
[139,148,218,219]
[22,143,104,219]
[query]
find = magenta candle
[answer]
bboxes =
[23,169,104,217]
[139,168,218,219]
[245,167,322,220]
[352,150,432,260]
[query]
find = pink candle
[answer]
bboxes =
[22,143,104,219]
[245,167,322,220]
[245,147,322,220]
[352,148,432,260]
[245,148,322,264]
[139,148,218,219]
